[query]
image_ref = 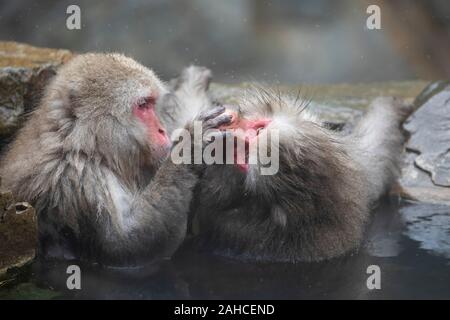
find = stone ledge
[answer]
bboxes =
[0,41,72,68]
[0,190,37,278]
[0,41,73,140]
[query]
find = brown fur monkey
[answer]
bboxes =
[187,84,411,262]
[0,54,230,267]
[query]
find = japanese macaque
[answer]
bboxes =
[0,54,230,267]
[188,84,411,262]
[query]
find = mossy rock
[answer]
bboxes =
[0,41,72,142]
[0,191,37,277]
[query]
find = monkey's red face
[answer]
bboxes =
[133,96,171,148]
[220,109,272,173]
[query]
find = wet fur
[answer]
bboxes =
[0,55,218,266]
[189,86,410,262]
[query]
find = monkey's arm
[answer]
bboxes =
[69,160,196,266]
[116,160,198,264]
[95,106,231,266]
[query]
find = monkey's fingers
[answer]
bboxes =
[204,114,232,130]
[197,105,226,122]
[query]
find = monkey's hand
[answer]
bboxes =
[197,105,232,132]
[184,105,232,174]
[190,105,231,146]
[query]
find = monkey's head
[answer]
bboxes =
[43,53,171,181]
[217,88,355,202]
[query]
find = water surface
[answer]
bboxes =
[1,199,449,299]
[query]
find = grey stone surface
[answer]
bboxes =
[399,81,450,204]
[404,81,450,186]
[0,41,72,140]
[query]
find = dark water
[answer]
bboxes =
[1,199,449,299]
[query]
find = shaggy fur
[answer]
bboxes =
[189,86,410,262]
[157,65,214,136]
[0,54,223,266]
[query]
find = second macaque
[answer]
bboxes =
[184,76,411,262]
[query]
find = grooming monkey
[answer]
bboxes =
[184,77,411,262]
[0,54,230,266]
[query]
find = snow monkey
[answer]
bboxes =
[184,79,411,262]
[0,54,231,267]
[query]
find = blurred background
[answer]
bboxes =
[1,0,450,84]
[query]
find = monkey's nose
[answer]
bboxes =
[240,118,272,142]
[244,119,272,132]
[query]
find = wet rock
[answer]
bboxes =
[404,80,450,186]
[0,282,61,300]
[415,151,450,187]
[0,181,37,277]
[399,81,450,204]
[396,152,450,204]
[0,41,72,143]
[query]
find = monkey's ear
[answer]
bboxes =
[271,205,287,228]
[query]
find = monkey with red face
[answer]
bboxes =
[0,54,230,267]
[186,83,411,262]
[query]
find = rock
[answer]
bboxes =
[415,152,450,187]
[399,81,450,204]
[0,41,72,144]
[0,282,61,300]
[395,153,450,204]
[0,182,37,277]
